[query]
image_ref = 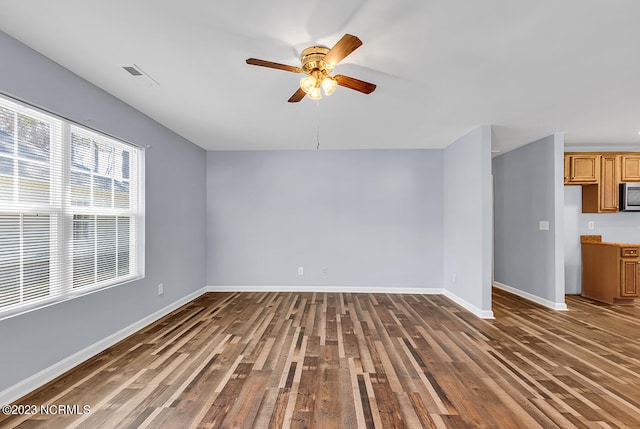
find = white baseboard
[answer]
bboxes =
[0,287,207,407]
[493,281,568,311]
[442,290,495,319]
[206,285,444,294]
[206,285,495,319]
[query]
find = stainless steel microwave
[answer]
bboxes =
[619,183,640,211]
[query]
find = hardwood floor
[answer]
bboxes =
[2,288,640,428]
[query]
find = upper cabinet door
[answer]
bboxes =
[568,155,599,184]
[621,155,640,182]
[599,155,619,212]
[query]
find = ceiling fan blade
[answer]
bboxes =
[246,58,302,74]
[322,34,362,66]
[334,75,376,94]
[288,87,307,103]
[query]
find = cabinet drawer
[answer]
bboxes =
[621,247,640,257]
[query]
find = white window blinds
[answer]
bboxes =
[0,95,143,318]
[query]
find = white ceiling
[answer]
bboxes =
[1,0,639,153]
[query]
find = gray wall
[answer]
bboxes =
[207,150,443,288]
[564,145,640,294]
[493,134,565,305]
[0,32,207,392]
[443,125,493,315]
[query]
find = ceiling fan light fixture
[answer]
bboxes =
[300,76,316,94]
[321,76,337,96]
[308,86,322,100]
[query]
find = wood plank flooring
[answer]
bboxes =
[2,288,640,428]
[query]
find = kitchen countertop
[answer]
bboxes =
[580,235,639,247]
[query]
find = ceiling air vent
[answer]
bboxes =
[120,64,159,86]
[123,65,143,76]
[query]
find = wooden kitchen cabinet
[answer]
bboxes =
[581,235,640,305]
[621,260,640,296]
[621,155,640,181]
[565,151,640,213]
[565,154,599,184]
[600,155,619,211]
[582,155,618,213]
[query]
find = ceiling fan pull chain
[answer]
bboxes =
[316,101,321,150]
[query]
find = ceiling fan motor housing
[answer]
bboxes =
[300,46,334,75]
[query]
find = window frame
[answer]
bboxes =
[0,93,145,321]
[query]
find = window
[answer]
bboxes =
[0,94,143,318]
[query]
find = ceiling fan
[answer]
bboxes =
[246,34,377,103]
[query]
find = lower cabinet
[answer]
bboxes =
[621,260,640,297]
[581,236,640,305]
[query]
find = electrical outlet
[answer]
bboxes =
[452,274,457,283]
[298,267,304,276]
[321,268,328,276]
[539,220,549,231]
[158,283,164,295]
